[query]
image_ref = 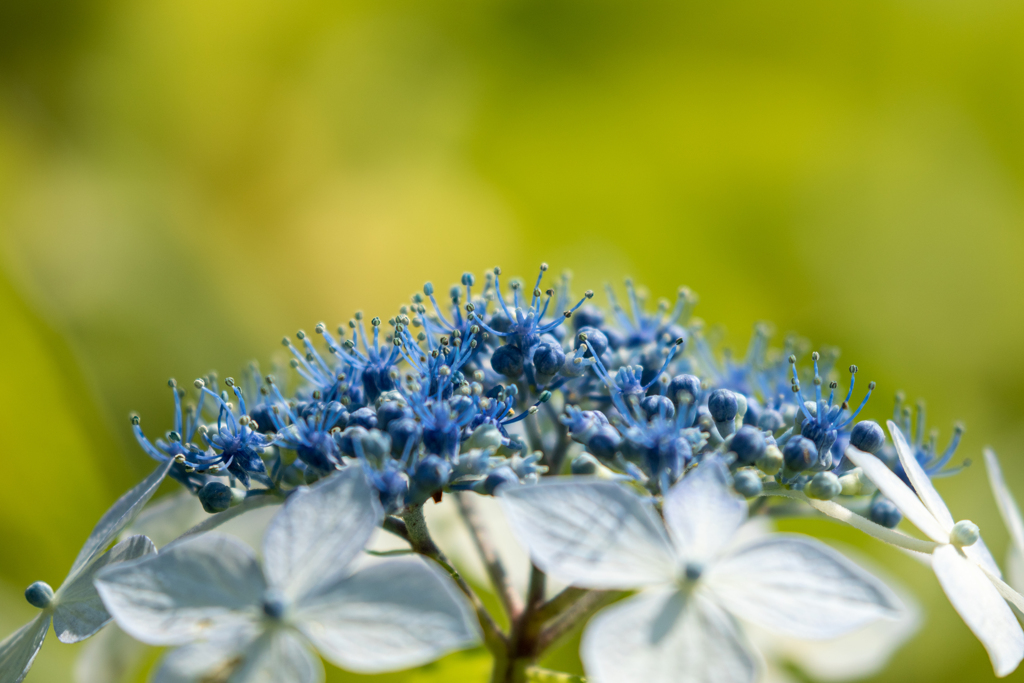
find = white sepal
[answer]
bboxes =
[932,544,1024,678]
[226,629,324,683]
[662,460,747,564]
[887,421,954,531]
[843,447,949,543]
[68,459,173,579]
[263,468,381,602]
[707,535,902,640]
[0,613,50,683]
[498,478,676,589]
[580,587,758,683]
[54,534,156,643]
[95,533,265,646]
[296,555,480,673]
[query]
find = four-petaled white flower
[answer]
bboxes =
[95,466,481,682]
[845,420,1024,677]
[985,448,1024,594]
[0,459,172,683]
[498,460,903,683]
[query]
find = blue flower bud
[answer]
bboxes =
[488,313,512,335]
[412,455,452,493]
[640,395,675,421]
[198,481,236,513]
[24,581,54,609]
[359,429,392,460]
[376,401,410,431]
[586,425,622,460]
[667,374,702,407]
[733,470,763,498]
[870,496,903,528]
[533,342,566,376]
[348,407,379,431]
[575,327,609,359]
[708,389,738,422]
[337,426,367,457]
[571,452,600,475]
[805,471,842,500]
[850,420,886,454]
[783,436,817,472]
[757,409,785,433]
[491,344,525,379]
[388,418,422,456]
[482,466,519,495]
[730,425,767,466]
[571,306,605,331]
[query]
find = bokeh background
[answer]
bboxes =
[2,0,1024,680]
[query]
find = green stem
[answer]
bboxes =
[400,504,508,655]
[457,492,524,620]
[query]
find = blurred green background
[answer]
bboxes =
[2,0,1024,680]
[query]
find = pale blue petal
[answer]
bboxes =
[498,478,676,589]
[708,535,902,639]
[663,460,747,563]
[295,556,479,673]
[263,468,382,602]
[580,587,758,683]
[95,533,265,646]
[55,535,156,643]
[68,460,173,580]
[0,613,50,683]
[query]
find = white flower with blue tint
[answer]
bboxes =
[0,459,171,683]
[95,466,480,682]
[845,421,1024,677]
[984,448,1024,593]
[498,460,903,683]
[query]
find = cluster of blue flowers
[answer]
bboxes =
[130,264,967,529]
[16,263,1022,683]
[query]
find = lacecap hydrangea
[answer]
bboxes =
[3,264,1022,683]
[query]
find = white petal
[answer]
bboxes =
[154,628,323,683]
[227,629,324,683]
[743,548,921,682]
[498,478,676,589]
[124,491,207,549]
[54,534,156,643]
[965,537,1003,579]
[68,459,173,579]
[0,613,50,683]
[707,535,902,640]
[95,533,265,646]
[986,449,1024,557]
[262,468,381,601]
[152,636,255,683]
[580,587,758,683]
[932,544,1024,677]
[73,624,149,683]
[1009,544,1024,595]
[843,446,949,543]
[887,421,955,531]
[295,555,479,673]
[663,460,747,563]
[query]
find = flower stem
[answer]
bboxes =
[400,504,508,655]
[759,484,941,554]
[457,491,524,620]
